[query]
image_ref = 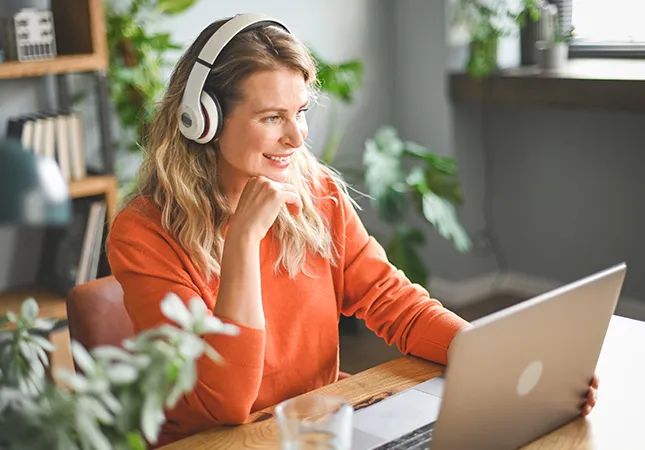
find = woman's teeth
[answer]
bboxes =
[264,154,290,162]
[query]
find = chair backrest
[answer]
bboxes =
[66,275,135,350]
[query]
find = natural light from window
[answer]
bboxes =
[572,0,645,44]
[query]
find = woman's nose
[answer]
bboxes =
[281,120,305,148]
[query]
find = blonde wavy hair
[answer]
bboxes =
[132,17,346,280]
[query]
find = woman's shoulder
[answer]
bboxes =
[110,196,164,241]
[310,166,358,221]
[311,167,348,203]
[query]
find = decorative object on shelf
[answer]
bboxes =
[452,0,542,78]
[359,126,471,286]
[0,139,70,226]
[535,3,573,71]
[519,0,546,65]
[0,8,57,62]
[0,292,239,448]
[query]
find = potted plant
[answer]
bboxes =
[0,295,238,448]
[535,6,574,71]
[309,51,364,165]
[359,126,471,286]
[453,0,543,77]
[104,0,198,196]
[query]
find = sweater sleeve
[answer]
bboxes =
[107,205,265,429]
[333,185,470,365]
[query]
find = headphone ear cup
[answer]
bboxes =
[195,91,223,144]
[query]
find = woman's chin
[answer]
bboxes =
[263,169,289,184]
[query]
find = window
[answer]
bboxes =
[570,0,645,57]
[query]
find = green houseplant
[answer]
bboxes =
[0,295,237,449]
[361,126,471,286]
[310,51,364,165]
[453,0,542,78]
[105,0,198,192]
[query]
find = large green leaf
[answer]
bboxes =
[373,126,404,158]
[312,52,363,103]
[425,168,463,205]
[421,191,472,253]
[374,187,408,225]
[406,159,463,206]
[363,137,403,200]
[140,33,182,52]
[403,141,457,176]
[156,0,197,15]
[386,227,428,286]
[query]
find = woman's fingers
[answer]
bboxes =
[279,189,303,216]
[580,386,598,417]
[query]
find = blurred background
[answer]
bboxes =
[1,0,644,375]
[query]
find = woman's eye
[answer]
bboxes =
[297,108,309,118]
[264,115,281,123]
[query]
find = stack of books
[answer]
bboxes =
[38,196,107,296]
[5,111,87,181]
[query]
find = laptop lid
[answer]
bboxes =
[430,263,626,450]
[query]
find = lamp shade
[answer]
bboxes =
[0,139,71,226]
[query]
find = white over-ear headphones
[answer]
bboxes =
[177,13,291,144]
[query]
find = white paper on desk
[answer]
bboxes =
[352,389,442,441]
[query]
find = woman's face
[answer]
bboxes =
[217,67,310,196]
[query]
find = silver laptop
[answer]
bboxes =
[351,263,626,450]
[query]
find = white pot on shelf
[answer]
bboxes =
[536,41,569,71]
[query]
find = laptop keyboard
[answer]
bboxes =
[372,421,435,450]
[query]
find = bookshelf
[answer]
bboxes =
[0,54,106,79]
[0,0,108,78]
[1,0,117,374]
[70,175,118,224]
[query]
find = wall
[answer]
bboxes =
[0,0,394,289]
[486,103,645,300]
[390,0,645,308]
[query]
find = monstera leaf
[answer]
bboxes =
[363,128,405,202]
[407,167,471,253]
[360,126,472,284]
[421,190,472,253]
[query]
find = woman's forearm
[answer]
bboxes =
[214,231,264,329]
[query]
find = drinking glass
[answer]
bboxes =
[275,394,353,450]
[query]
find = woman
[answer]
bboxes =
[107,14,598,446]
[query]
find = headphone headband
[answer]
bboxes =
[178,13,292,143]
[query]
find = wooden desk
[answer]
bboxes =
[163,315,645,449]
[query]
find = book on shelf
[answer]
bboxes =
[37,196,107,297]
[5,110,87,182]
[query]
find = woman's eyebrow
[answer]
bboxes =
[254,101,309,114]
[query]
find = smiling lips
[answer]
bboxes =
[263,153,293,168]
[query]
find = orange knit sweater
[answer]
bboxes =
[107,178,469,446]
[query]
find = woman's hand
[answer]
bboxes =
[581,374,599,416]
[228,176,303,244]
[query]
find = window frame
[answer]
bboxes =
[568,1,645,59]
[568,43,645,59]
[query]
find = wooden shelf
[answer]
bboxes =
[69,175,115,199]
[449,59,645,112]
[0,288,67,320]
[69,175,119,224]
[0,54,106,80]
